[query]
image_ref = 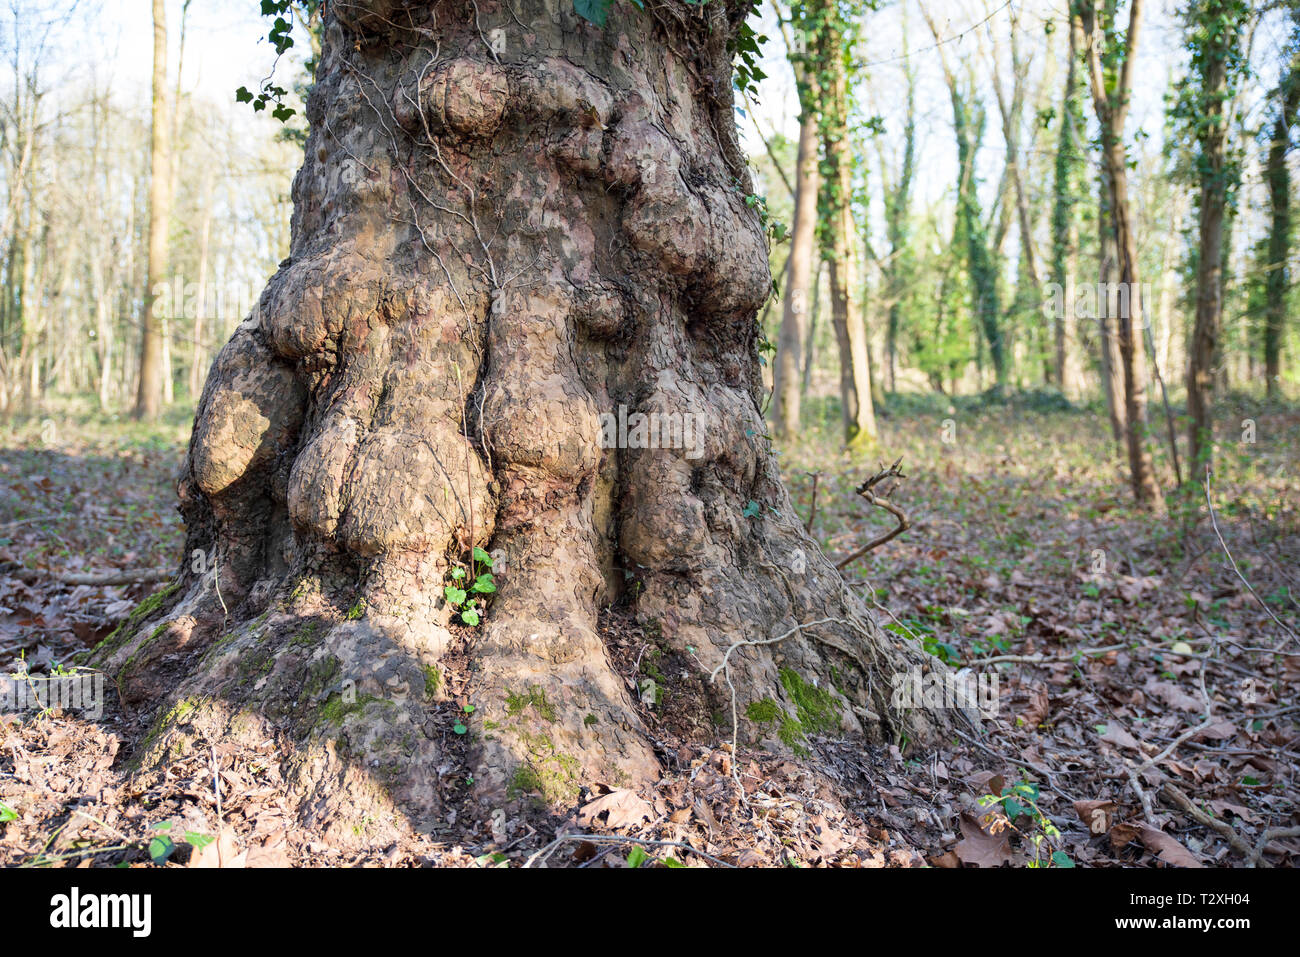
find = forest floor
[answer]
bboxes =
[0,393,1296,868]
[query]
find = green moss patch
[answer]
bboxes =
[745,698,781,724]
[86,581,178,661]
[779,667,842,734]
[505,685,557,722]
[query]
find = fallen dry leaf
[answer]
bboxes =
[188,828,241,869]
[575,789,655,829]
[954,813,1018,867]
[1073,799,1117,835]
[1136,823,1203,868]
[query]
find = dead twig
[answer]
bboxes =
[1204,465,1298,648]
[804,471,820,535]
[836,459,910,570]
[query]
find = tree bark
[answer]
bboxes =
[1263,33,1299,400]
[189,167,215,399]
[1050,15,1083,395]
[771,75,819,439]
[1186,0,1238,475]
[1097,168,1126,448]
[1077,0,1163,510]
[921,3,1003,388]
[92,0,945,848]
[816,13,877,449]
[133,0,170,420]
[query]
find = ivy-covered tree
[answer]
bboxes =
[1261,7,1300,399]
[1172,0,1252,474]
[807,0,878,448]
[1073,0,1164,510]
[920,2,1004,389]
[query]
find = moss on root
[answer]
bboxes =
[779,667,842,735]
[129,694,202,770]
[289,622,321,648]
[115,620,171,682]
[84,582,178,662]
[745,698,781,724]
[742,674,844,756]
[504,686,556,722]
[506,731,581,805]
[319,692,380,724]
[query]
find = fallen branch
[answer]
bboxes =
[1160,783,1252,861]
[6,568,173,586]
[836,459,910,570]
[523,832,736,869]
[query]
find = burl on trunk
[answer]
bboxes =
[93,0,944,848]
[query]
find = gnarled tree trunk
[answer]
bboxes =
[92,0,943,850]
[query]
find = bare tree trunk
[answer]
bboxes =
[802,258,823,399]
[1097,174,1126,448]
[1155,193,1186,379]
[1079,0,1163,510]
[91,0,945,846]
[189,167,215,399]
[133,0,170,420]
[1105,142,1164,509]
[771,89,819,438]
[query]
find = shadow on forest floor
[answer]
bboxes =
[0,394,1296,866]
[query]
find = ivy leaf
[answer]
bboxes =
[461,608,481,626]
[471,574,496,594]
[472,546,493,566]
[574,0,613,27]
[453,722,468,735]
[148,836,176,865]
[185,831,215,850]
[444,585,467,607]
[0,802,15,823]
[1051,850,1075,868]
[626,845,648,868]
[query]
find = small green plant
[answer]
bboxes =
[453,703,474,735]
[444,547,497,626]
[978,781,1073,868]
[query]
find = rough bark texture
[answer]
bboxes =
[133,0,170,421]
[92,0,944,850]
